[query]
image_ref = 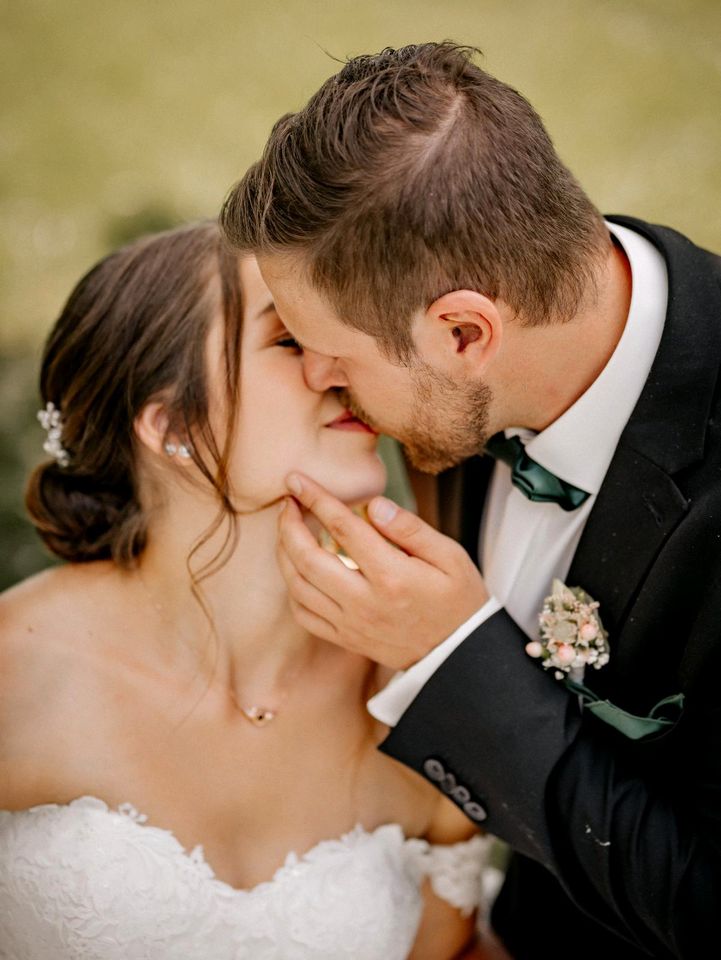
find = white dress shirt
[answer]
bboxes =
[368,221,668,726]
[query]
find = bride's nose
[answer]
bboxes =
[302,350,348,392]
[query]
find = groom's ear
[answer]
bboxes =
[414,289,503,374]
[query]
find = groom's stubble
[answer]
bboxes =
[339,359,493,476]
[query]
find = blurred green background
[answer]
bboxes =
[2,0,720,589]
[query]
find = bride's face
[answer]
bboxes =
[207,257,387,509]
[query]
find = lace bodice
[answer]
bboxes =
[0,797,493,959]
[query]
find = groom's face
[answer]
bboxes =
[258,256,493,474]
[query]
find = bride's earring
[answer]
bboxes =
[164,440,193,459]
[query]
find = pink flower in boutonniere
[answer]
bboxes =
[526,578,609,682]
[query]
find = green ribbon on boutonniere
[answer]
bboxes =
[527,579,684,740]
[564,680,685,740]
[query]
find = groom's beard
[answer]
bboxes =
[338,363,493,475]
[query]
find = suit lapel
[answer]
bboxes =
[566,444,688,639]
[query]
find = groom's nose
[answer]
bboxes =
[302,350,349,392]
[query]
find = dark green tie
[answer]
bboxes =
[485,433,590,511]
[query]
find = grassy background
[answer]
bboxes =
[2,0,721,587]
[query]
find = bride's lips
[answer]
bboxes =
[325,410,378,435]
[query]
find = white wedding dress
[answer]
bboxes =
[0,796,494,959]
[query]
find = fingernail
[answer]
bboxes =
[286,474,303,496]
[369,497,398,525]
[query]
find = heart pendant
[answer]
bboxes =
[242,706,277,727]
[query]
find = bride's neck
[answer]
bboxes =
[136,498,320,693]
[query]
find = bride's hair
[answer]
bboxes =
[25,220,244,569]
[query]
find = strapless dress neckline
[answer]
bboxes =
[0,795,493,960]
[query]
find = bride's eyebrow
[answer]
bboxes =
[255,300,278,321]
[253,299,311,349]
[255,301,308,343]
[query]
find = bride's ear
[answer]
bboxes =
[134,400,173,459]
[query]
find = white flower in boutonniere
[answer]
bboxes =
[525,578,609,683]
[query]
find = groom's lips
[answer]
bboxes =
[325,410,378,434]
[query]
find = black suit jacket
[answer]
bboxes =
[381,217,721,958]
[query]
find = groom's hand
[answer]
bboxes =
[277,472,489,669]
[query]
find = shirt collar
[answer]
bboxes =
[507,220,668,495]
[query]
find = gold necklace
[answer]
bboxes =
[135,571,298,729]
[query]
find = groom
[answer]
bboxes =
[221,43,720,958]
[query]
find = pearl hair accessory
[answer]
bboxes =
[37,402,71,467]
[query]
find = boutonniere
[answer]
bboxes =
[527,579,684,740]
[526,579,609,682]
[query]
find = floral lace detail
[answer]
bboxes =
[418,834,494,916]
[0,797,492,960]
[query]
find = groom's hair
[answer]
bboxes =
[221,42,608,358]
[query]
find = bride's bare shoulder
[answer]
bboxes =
[0,562,118,711]
[0,561,115,646]
[0,563,121,807]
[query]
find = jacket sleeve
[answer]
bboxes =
[379,608,721,958]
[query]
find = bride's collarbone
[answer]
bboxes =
[1,625,380,825]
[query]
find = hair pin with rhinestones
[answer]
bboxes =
[37,401,71,467]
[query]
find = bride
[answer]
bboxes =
[0,221,502,959]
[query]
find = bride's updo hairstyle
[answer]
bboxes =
[25,221,243,569]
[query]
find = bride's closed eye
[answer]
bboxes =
[275,335,303,353]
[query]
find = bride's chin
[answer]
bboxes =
[329,466,388,508]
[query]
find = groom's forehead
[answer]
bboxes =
[256,253,400,365]
[258,255,355,346]
[258,254,324,314]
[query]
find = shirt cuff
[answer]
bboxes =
[367,597,503,726]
